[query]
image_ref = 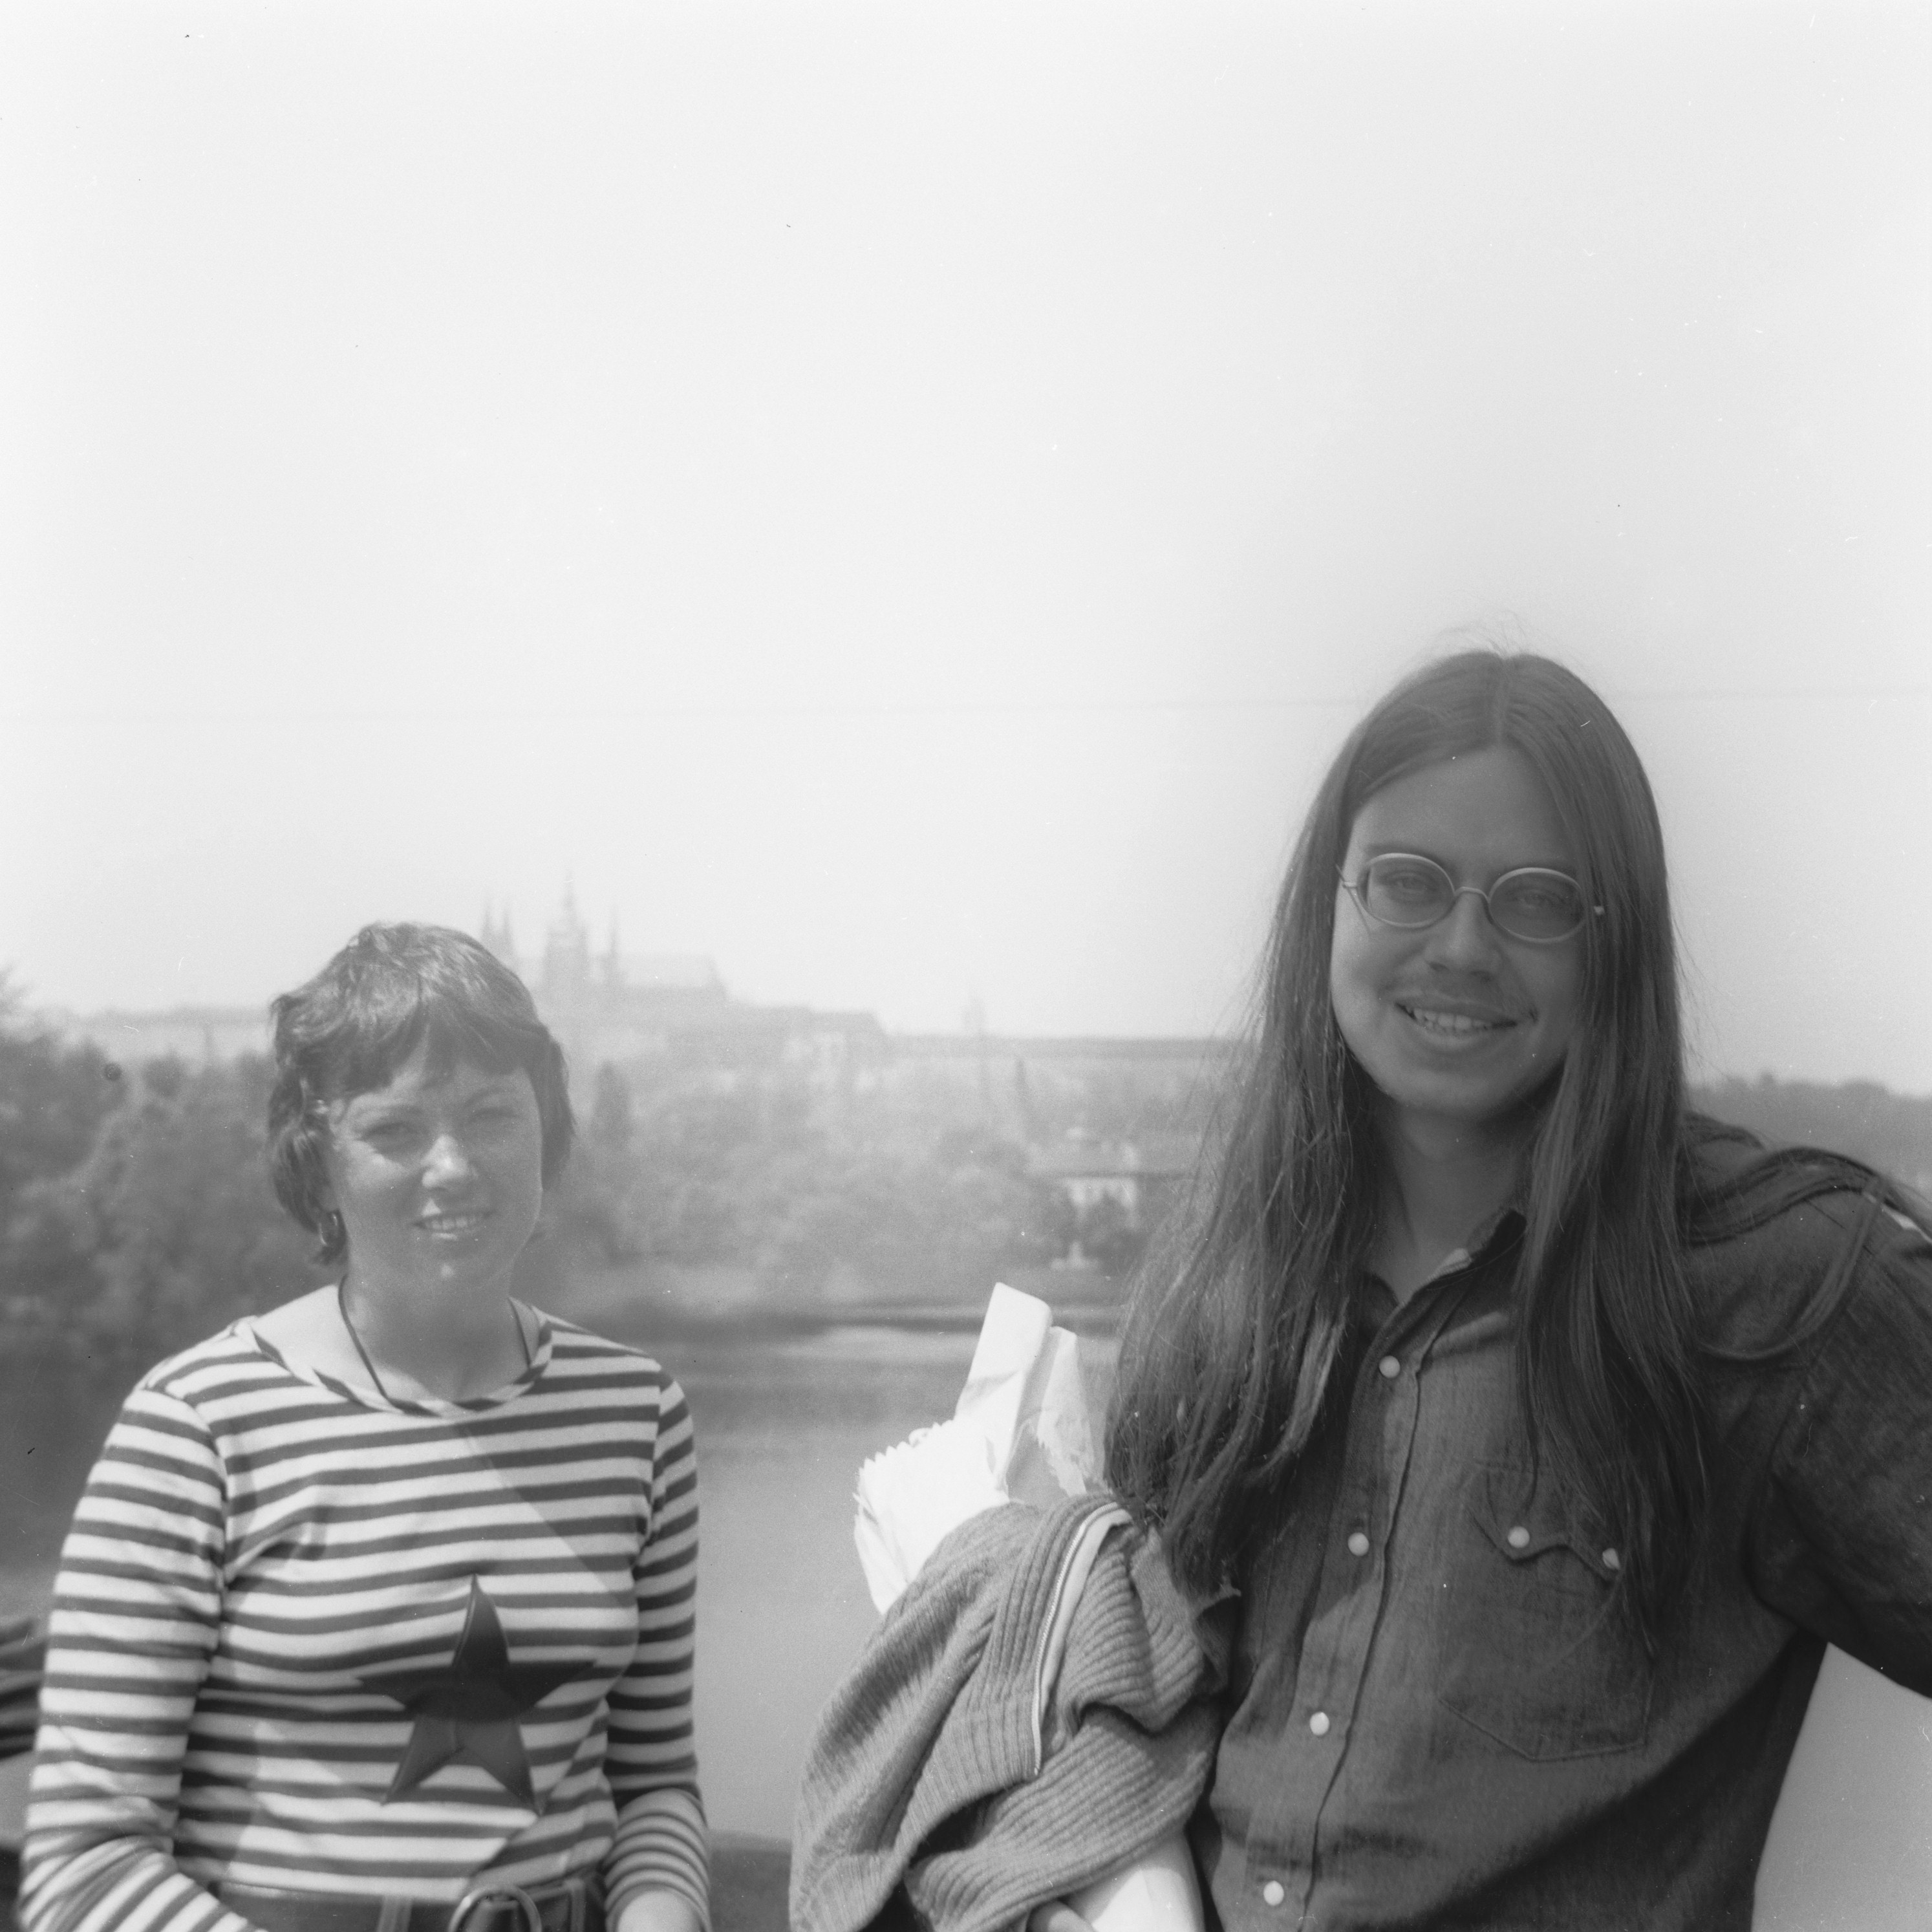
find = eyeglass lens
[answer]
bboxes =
[1359,855,1586,941]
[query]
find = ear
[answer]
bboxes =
[305,1119,341,1214]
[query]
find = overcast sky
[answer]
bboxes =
[3,1,1927,1089]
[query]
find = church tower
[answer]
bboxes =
[541,885,596,1071]
[479,903,519,973]
[542,884,593,1007]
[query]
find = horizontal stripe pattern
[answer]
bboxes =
[1,1611,45,1760]
[21,1315,706,1932]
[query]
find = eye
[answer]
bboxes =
[1375,861,1442,902]
[1500,876,1582,916]
[1491,872,1587,939]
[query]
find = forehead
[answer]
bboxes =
[1346,746,1574,870]
[332,1042,531,1115]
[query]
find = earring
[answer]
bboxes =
[319,1208,346,1250]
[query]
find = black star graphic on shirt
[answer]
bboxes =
[358,1577,584,1809]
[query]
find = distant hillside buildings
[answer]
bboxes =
[1024,1130,1201,1225]
[43,894,1234,1235]
[44,1005,273,1068]
[476,891,890,1091]
[45,890,1230,1100]
[44,894,895,1096]
[30,918,1932,1246]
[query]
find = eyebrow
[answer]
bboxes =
[345,1077,522,1119]
[458,1072,528,1096]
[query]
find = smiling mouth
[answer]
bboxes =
[1398,1004,1516,1038]
[418,1210,491,1236]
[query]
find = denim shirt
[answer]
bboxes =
[1194,1185,1932,1931]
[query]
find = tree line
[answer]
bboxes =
[3,990,1927,1369]
[0,1000,1093,1365]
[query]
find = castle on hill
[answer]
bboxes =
[479,889,890,1091]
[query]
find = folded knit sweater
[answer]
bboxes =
[791,1494,1222,1932]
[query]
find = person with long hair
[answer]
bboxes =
[21,924,707,1932]
[1103,649,1932,1927]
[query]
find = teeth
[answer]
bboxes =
[422,1213,486,1233]
[1403,1007,1506,1036]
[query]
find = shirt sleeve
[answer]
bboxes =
[1748,1209,1932,1693]
[19,1384,257,1932]
[603,1372,709,1930]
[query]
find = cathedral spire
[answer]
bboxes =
[479,901,517,967]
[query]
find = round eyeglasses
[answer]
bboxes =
[1338,853,1597,945]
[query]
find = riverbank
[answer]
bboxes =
[548,1256,1128,1346]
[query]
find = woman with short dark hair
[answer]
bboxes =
[1104,650,1932,1928]
[23,923,707,1932]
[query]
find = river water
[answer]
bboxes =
[3,1309,1929,1926]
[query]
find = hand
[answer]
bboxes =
[1028,1904,1097,1932]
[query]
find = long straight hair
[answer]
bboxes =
[1106,649,1706,1635]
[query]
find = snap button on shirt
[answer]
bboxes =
[1377,1355,1401,1380]
[1346,1530,1370,1557]
[1261,1882,1285,1908]
[1507,1524,1530,1549]
[1308,1711,1330,1736]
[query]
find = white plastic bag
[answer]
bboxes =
[853,1282,1102,1613]
[1069,1830,1205,1932]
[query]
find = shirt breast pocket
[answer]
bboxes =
[1433,1461,1653,1761]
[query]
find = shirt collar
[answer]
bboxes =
[1425,1200,1525,1284]
[1358,1200,1527,1331]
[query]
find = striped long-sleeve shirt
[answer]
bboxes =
[21,1311,706,1932]
[0,1611,44,1759]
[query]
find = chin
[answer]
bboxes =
[1370,1062,1544,1129]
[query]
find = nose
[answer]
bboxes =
[1424,888,1503,969]
[421,1130,478,1187]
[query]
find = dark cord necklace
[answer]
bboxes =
[336,1278,531,1401]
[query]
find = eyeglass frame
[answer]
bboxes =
[1336,852,1604,946]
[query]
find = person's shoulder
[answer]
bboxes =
[87,1322,291,1467]
[530,1308,690,1402]
[131,1317,282,1405]
[531,1305,666,1367]
[1679,1118,1924,1253]
[1678,1120,1931,1355]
